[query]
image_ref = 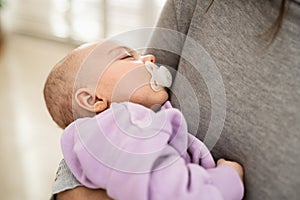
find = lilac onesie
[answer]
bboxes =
[61,101,244,200]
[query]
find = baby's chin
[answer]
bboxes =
[128,85,169,108]
[149,89,169,106]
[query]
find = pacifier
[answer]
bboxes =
[145,61,172,92]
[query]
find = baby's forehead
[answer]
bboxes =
[74,40,133,84]
[80,40,134,68]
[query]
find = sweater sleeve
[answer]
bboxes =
[146,0,202,68]
[146,0,197,71]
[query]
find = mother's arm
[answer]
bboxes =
[57,187,112,200]
[52,159,113,200]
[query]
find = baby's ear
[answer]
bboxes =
[75,88,108,113]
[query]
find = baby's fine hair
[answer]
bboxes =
[43,44,97,129]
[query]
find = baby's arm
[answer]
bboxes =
[147,135,244,200]
[148,150,244,200]
[187,134,244,180]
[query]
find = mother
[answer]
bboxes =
[54,0,300,199]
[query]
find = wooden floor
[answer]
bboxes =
[0,33,76,200]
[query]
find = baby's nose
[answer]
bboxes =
[141,55,155,63]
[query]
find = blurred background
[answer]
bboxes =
[0,0,166,199]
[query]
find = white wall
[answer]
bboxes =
[1,0,166,43]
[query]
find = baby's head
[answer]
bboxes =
[44,40,171,129]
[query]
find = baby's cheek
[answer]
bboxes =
[159,90,169,103]
[148,89,169,106]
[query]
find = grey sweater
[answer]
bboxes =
[146,0,300,199]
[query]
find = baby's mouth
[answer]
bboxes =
[144,61,172,92]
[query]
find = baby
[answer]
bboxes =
[44,40,244,200]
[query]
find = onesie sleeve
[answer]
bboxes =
[149,152,244,200]
[61,102,244,200]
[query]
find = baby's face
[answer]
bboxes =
[78,41,169,109]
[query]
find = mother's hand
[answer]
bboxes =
[57,186,113,200]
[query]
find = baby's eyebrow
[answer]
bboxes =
[107,46,141,61]
[108,46,133,55]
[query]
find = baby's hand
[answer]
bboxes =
[217,158,244,181]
